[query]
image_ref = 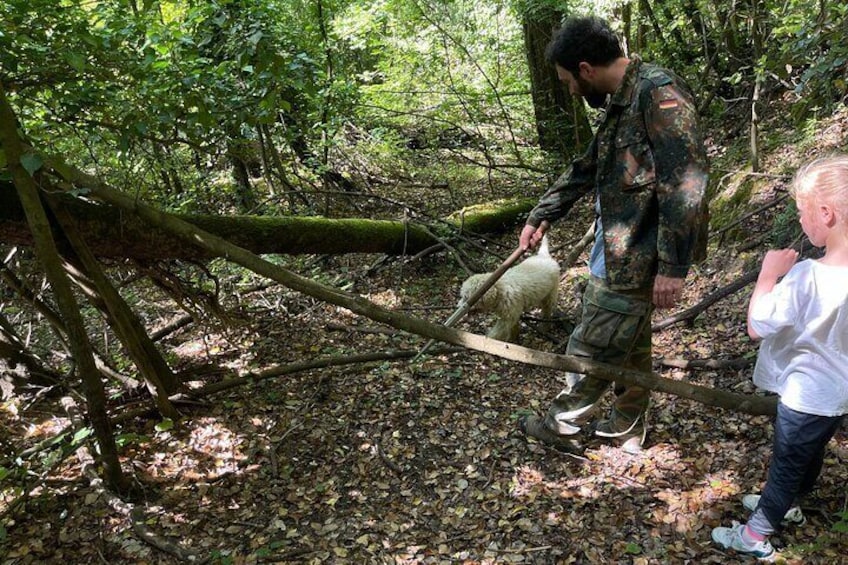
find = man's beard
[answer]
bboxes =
[585,92,608,108]
[577,76,607,108]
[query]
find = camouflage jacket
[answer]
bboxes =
[527,55,709,290]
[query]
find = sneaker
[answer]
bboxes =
[594,413,646,454]
[742,494,806,526]
[518,414,582,453]
[711,521,776,562]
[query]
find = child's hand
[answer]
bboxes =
[760,249,799,281]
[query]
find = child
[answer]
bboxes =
[712,155,848,561]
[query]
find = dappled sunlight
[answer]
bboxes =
[3,400,75,466]
[508,464,546,498]
[366,289,402,309]
[138,417,250,483]
[23,414,70,440]
[654,470,741,533]
[506,437,756,549]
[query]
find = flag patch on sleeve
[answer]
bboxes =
[659,99,679,110]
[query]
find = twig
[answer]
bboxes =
[275,421,303,445]
[659,357,754,371]
[397,305,456,312]
[150,313,194,342]
[494,545,554,554]
[190,346,463,397]
[420,226,473,275]
[654,239,820,332]
[482,458,498,490]
[130,506,206,564]
[557,223,595,275]
[325,322,400,336]
[405,242,445,262]
[714,192,790,237]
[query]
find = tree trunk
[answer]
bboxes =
[639,0,664,44]
[712,0,742,73]
[750,78,761,172]
[521,4,591,156]
[260,123,311,212]
[0,180,535,260]
[227,137,259,213]
[48,196,183,418]
[617,1,633,52]
[749,0,764,172]
[0,84,128,493]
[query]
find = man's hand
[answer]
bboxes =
[519,221,550,252]
[653,275,684,309]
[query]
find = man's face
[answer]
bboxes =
[556,64,608,109]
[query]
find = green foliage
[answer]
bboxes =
[710,177,754,233]
[71,427,94,446]
[771,1,848,114]
[115,432,149,447]
[3,0,845,219]
[333,0,549,214]
[624,542,642,555]
[834,510,848,534]
[769,199,800,248]
[155,417,175,432]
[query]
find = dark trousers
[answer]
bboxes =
[748,402,845,535]
[544,276,653,435]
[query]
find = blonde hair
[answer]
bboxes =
[791,154,848,223]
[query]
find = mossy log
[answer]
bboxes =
[446,198,537,234]
[0,182,533,260]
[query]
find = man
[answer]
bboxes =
[518,16,709,454]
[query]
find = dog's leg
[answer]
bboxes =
[487,311,521,342]
[508,319,520,342]
[540,288,558,332]
[487,318,513,341]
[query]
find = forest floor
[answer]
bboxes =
[3,109,848,564]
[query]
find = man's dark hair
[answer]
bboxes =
[545,16,623,73]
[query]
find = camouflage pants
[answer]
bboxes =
[544,276,653,436]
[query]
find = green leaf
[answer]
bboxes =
[116,433,148,447]
[65,52,86,72]
[155,418,174,432]
[20,152,43,176]
[624,542,642,555]
[72,427,94,446]
[0,466,9,481]
[248,30,263,46]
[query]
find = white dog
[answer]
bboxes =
[459,236,560,342]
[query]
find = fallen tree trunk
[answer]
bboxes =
[0,181,533,260]
[46,152,778,417]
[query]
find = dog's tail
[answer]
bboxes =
[537,235,551,257]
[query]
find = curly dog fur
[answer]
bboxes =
[459,237,560,341]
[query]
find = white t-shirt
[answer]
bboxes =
[750,258,848,416]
